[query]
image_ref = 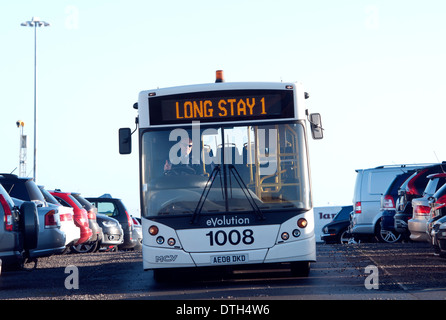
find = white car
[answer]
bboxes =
[39,186,80,252]
[48,203,80,250]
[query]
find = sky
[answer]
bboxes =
[1,0,446,216]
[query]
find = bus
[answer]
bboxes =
[119,71,323,281]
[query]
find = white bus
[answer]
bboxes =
[119,71,323,281]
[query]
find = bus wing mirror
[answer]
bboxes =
[119,128,132,154]
[309,113,323,140]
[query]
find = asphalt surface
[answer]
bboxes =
[1,242,446,300]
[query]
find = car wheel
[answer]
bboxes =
[71,241,99,254]
[338,229,350,244]
[375,222,401,243]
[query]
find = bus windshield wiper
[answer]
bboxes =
[191,165,221,224]
[227,165,265,221]
[191,164,265,224]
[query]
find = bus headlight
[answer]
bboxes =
[156,236,164,245]
[292,229,301,237]
[149,225,159,235]
[297,218,308,228]
[167,238,176,246]
[281,232,290,241]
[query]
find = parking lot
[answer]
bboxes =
[1,242,446,300]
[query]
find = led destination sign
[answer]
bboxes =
[148,89,295,125]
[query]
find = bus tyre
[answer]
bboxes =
[291,261,310,277]
[20,202,39,251]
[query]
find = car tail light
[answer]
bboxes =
[382,195,395,210]
[132,217,140,225]
[45,210,59,228]
[0,194,13,232]
[414,205,430,216]
[87,210,96,220]
[355,202,362,214]
[407,169,428,196]
[434,194,446,210]
[125,210,133,240]
[60,212,73,222]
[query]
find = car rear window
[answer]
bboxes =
[1,180,45,202]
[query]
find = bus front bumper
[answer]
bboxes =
[143,235,316,270]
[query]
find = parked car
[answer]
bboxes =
[131,216,142,250]
[49,190,93,252]
[0,174,66,258]
[86,195,137,250]
[394,163,446,238]
[96,214,124,251]
[38,186,80,252]
[427,183,446,246]
[350,164,426,242]
[0,183,38,269]
[379,171,416,242]
[408,173,446,242]
[71,193,102,252]
[429,215,446,257]
[321,205,353,244]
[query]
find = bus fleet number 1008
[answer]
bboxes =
[205,229,254,246]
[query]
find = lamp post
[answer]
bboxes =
[21,17,50,182]
[16,121,27,178]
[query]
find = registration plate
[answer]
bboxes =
[211,254,249,264]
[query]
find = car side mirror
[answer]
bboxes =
[309,113,323,140]
[119,128,132,154]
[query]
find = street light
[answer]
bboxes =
[21,17,50,182]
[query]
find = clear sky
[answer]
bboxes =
[1,0,446,216]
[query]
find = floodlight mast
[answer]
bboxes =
[20,17,50,182]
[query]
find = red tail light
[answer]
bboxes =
[60,212,73,222]
[125,210,133,240]
[414,205,430,216]
[355,201,362,214]
[0,195,13,232]
[45,210,59,228]
[407,169,428,196]
[434,194,446,210]
[87,210,96,220]
[382,195,395,210]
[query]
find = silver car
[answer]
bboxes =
[409,173,446,242]
[0,184,38,269]
[0,174,66,259]
[13,198,66,258]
